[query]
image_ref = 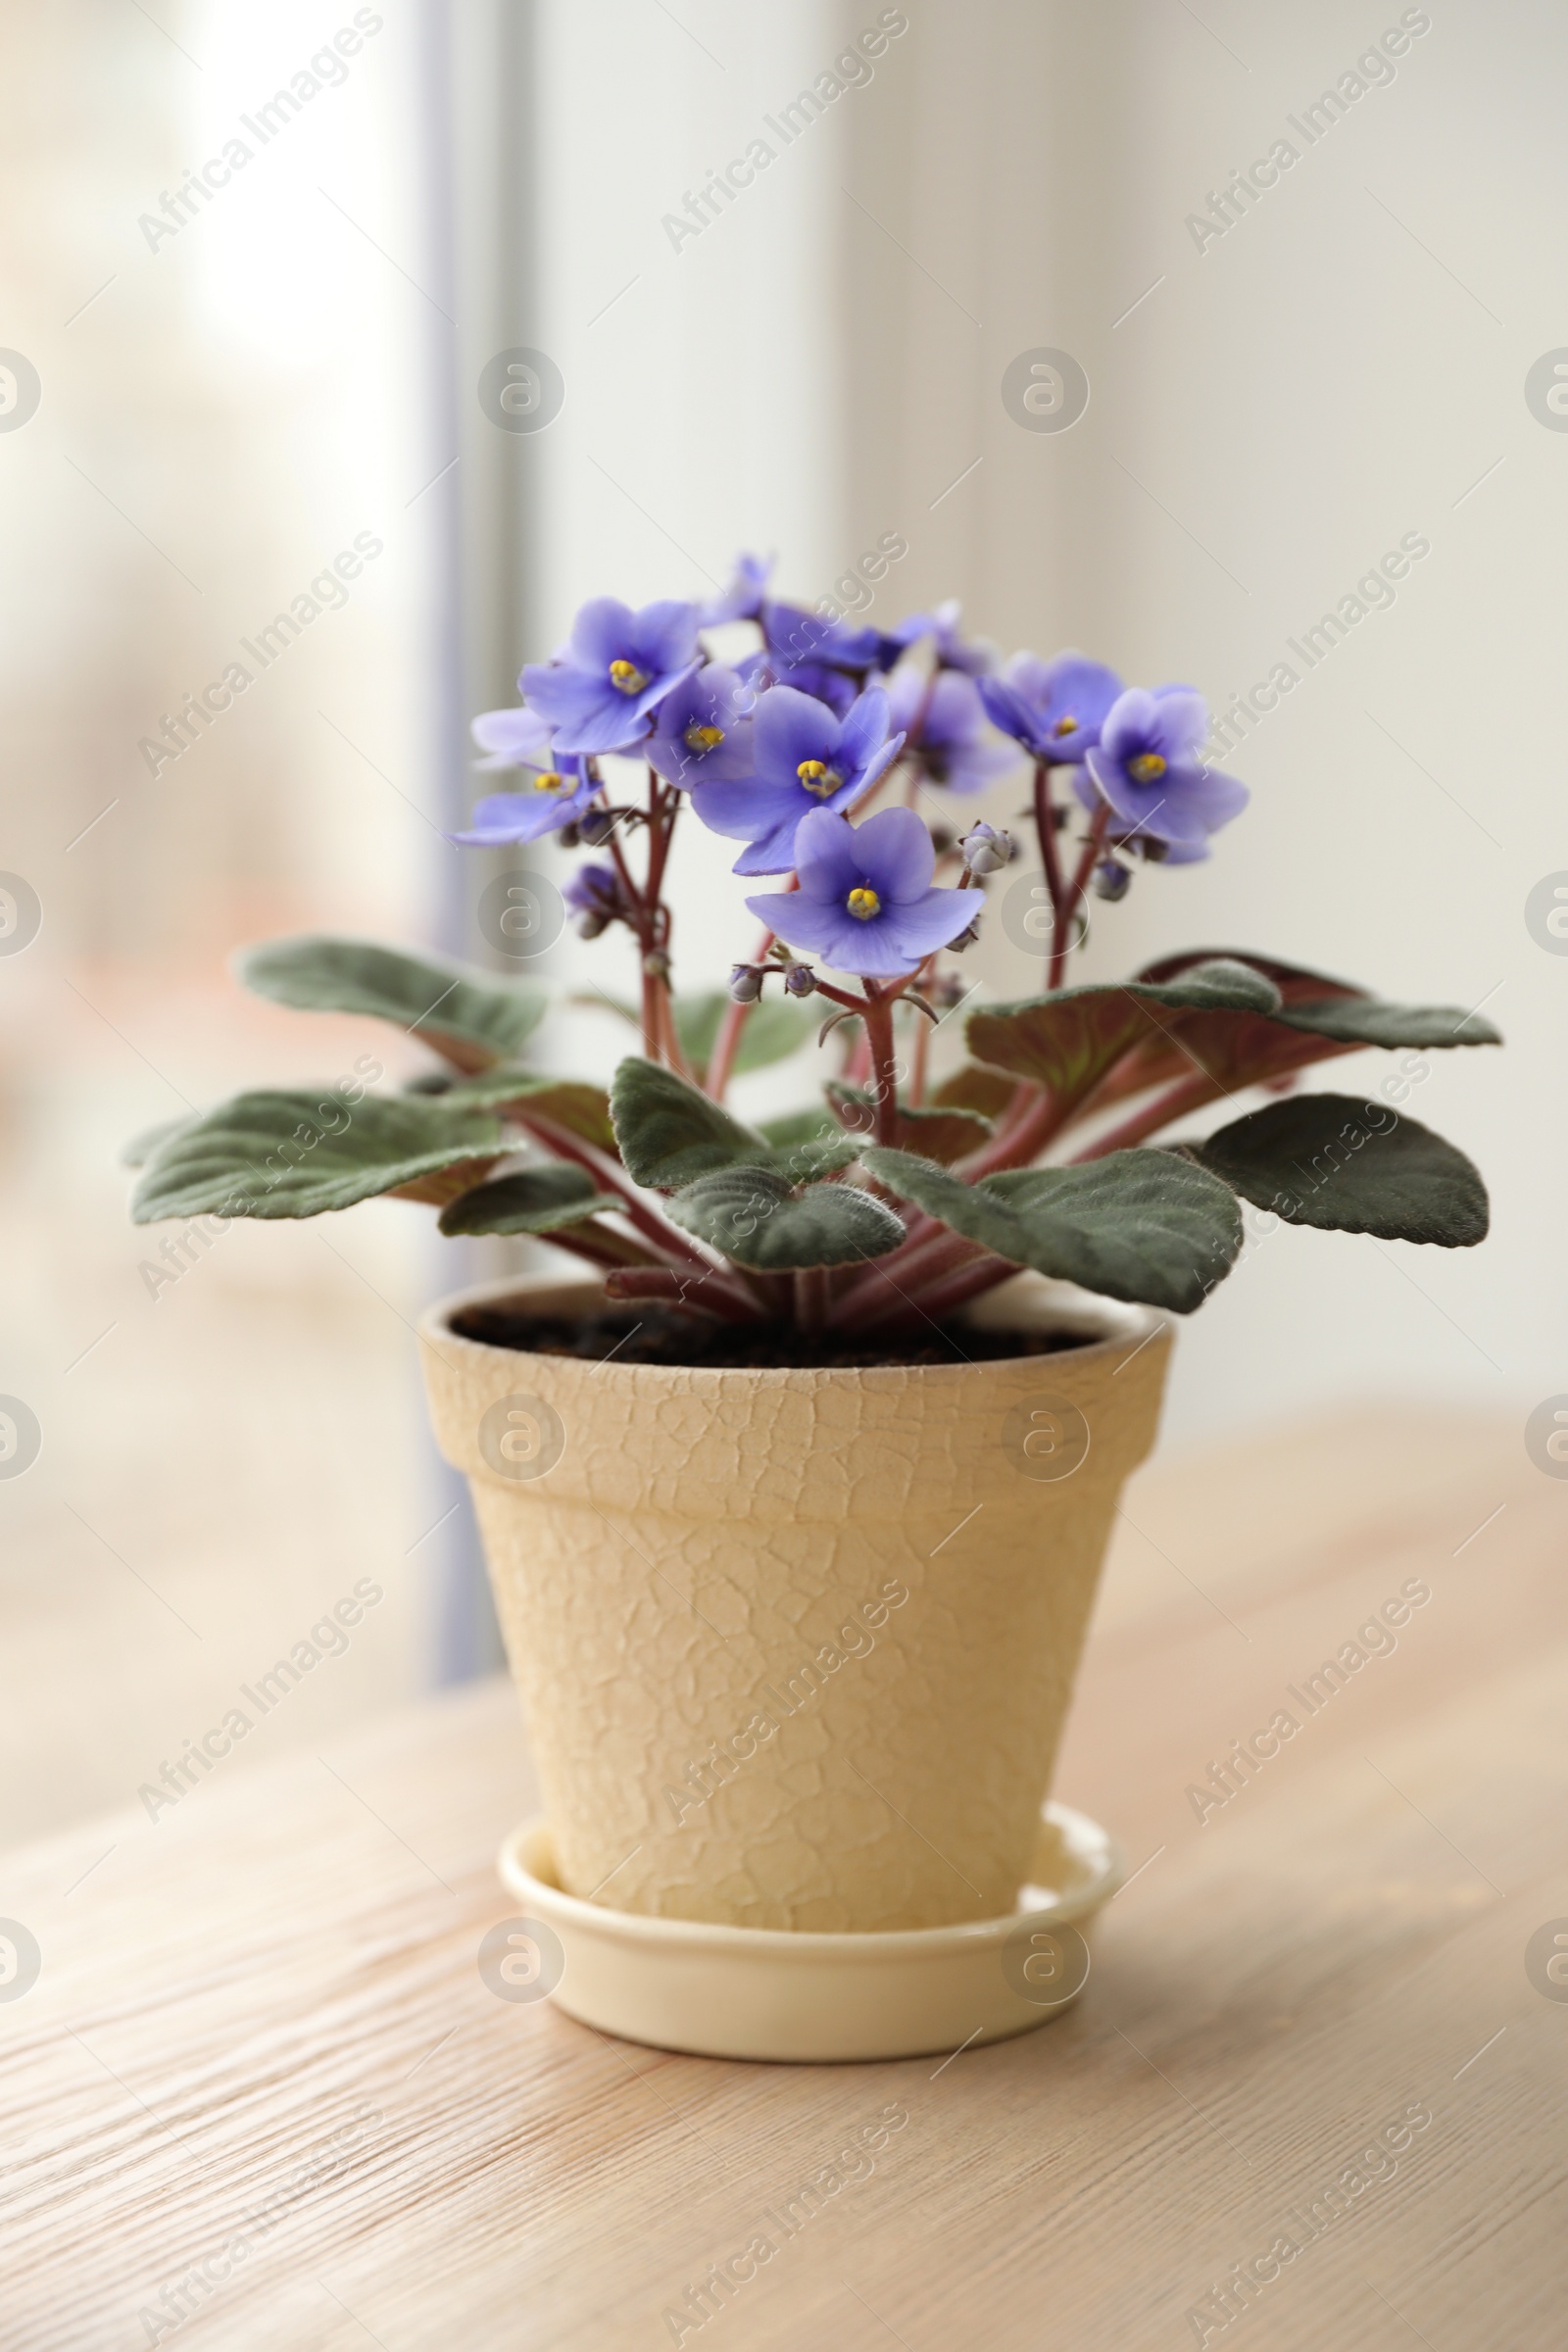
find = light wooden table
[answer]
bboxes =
[4,1408,1564,2351]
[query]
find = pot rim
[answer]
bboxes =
[418,1269,1164,1389]
[498,1798,1125,1961]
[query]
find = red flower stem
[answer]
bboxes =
[708,872,806,1102]
[1050,804,1110,990]
[707,927,772,1101]
[642,771,696,1078]
[861,982,901,1148]
[1034,761,1065,928]
[908,996,931,1105]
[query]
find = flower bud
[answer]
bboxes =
[947,919,982,954]
[1093,858,1132,902]
[727,963,765,1004]
[563,859,619,938]
[783,962,817,998]
[576,808,618,848]
[960,822,1013,875]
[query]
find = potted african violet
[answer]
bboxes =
[126,559,1496,1948]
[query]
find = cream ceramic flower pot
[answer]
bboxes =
[418,1272,1170,1935]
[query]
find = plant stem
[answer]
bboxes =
[1034,761,1065,934]
[707,925,773,1102]
[958,1084,1074,1180]
[1050,804,1110,990]
[793,1265,828,1332]
[896,1249,1020,1323]
[861,983,900,1146]
[657,980,698,1086]
[518,1114,736,1283]
[1065,1069,1226,1161]
[521,1223,659,1275]
[837,1238,991,1331]
[604,1267,760,1323]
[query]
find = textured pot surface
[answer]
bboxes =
[418,1272,1170,1933]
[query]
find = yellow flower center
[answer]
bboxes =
[1128,752,1167,783]
[531,769,569,793]
[846,887,881,921]
[797,759,842,798]
[685,722,725,753]
[1053,714,1078,737]
[609,658,650,695]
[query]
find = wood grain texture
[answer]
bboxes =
[2,1406,1564,2352]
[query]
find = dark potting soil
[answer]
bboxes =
[450,1303,1089,1371]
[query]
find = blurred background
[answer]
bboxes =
[1,0,1560,1844]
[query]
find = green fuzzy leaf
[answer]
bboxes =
[769,1138,862,1183]
[1100,950,1503,1106]
[1274,998,1503,1049]
[750,1108,860,1182]
[609,1057,859,1190]
[237,936,547,1072]
[966,960,1283,1106]
[1136,947,1363,1003]
[437,1164,622,1237]
[611,1057,771,1188]
[827,1085,991,1166]
[1183,1092,1490,1247]
[131,1090,503,1223]
[122,1114,196,1168]
[666,1167,906,1269]
[758,1107,840,1149]
[862,1145,1245,1314]
[424,1067,616,1151]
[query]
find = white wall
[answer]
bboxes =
[502,0,856,1084]
[830,0,1562,1446]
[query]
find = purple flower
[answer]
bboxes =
[1076,686,1248,852]
[736,644,858,718]
[691,685,905,875]
[977,650,1124,762]
[564,861,620,938]
[470,705,556,771]
[450,752,596,847]
[887,599,997,675]
[520,598,700,758]
[702,552,774,625]
[764,601,885,671]
[745,601,895,710]
[887,661,1018,795]
[746,807,974,980]
[646,662,757,788]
